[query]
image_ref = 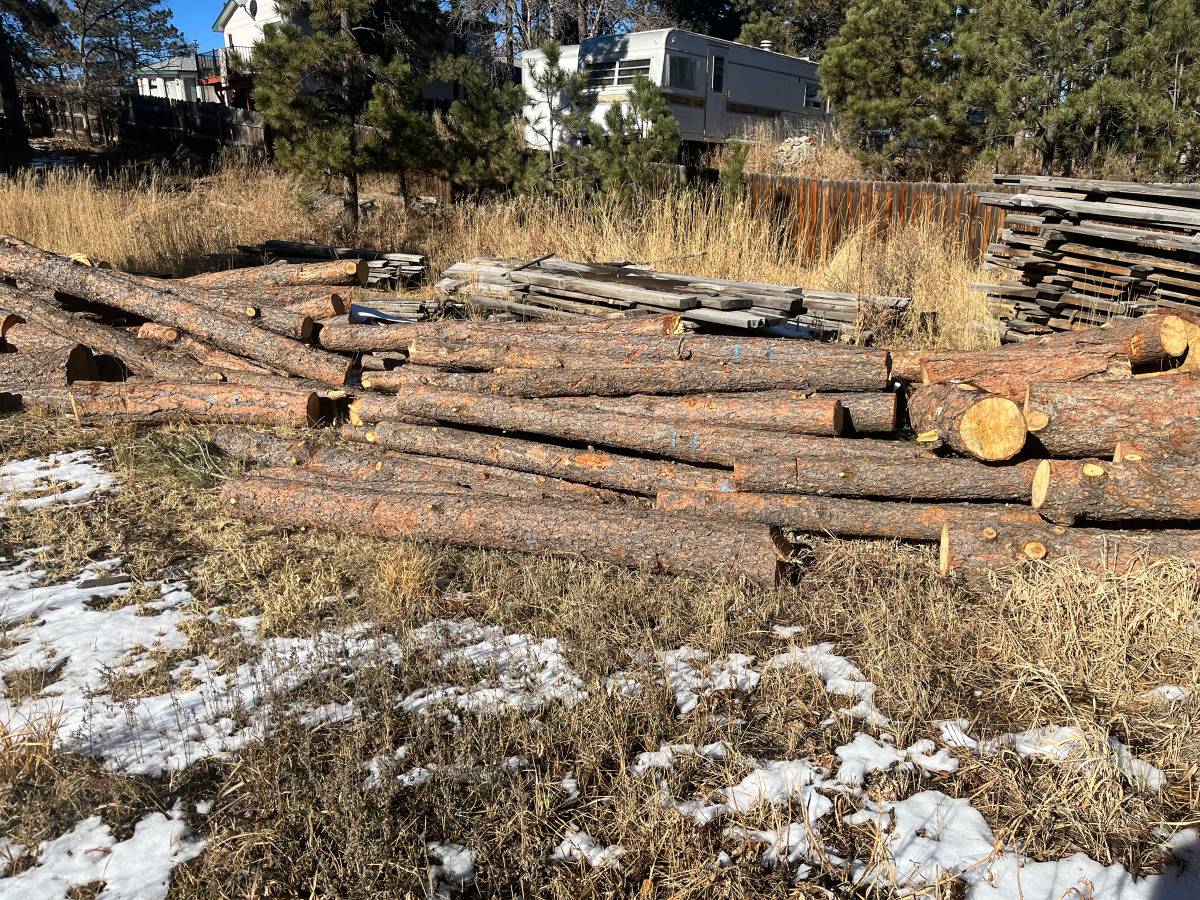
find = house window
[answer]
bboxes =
[585,60,617,87]
[803,81,823,109]
[711,55,725,93]
[666,55,696,90]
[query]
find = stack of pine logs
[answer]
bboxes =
[3,237,1200,587]
[980,175,1200,340]
[437,256,912,339]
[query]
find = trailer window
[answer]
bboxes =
[586,60,617,87]
[803,81,823,109]
[666,55,696,90]
[616,58,652,84]
[711,55,725,92]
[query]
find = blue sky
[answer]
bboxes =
[167,1,223,52]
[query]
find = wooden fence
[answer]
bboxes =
[744,173,1013,261]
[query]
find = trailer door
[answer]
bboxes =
[704,47,726,139]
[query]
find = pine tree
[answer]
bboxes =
[584,74,680,197]
[523,40,594,189]
[820,0,974,178]
[58,0,190,95]
[736,0,851,59]
[435,55,540,195]
[0,0,62,170]
[252,0,441,230]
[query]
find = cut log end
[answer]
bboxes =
[1031,459,1051,509]
[960,395,1026,461]
[831,401,848,437]
[938,521,951,576]
[1160,314,1191,358]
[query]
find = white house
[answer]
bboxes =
[520,29,831,149]
[134,56,200,102]
[212,0,287,48]
[197,0,293,108]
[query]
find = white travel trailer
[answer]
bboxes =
[520,28,830,150]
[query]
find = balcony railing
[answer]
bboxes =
[196,46,256,82]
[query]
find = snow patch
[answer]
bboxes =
[550,829,624,870]
[427,841,475,897]
[0,450,115,513]
[765,642,890,727]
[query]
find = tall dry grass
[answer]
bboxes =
[0,159,995,350]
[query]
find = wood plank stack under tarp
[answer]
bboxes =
[3,237,1200,586]
[436,256,912,340]
[980,175,1200,341]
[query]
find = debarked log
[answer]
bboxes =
[0,344,98,385]
[351,388,850,466]
[939,520,1200,581]
[1032,458,1200,524]
[0,238,351,384]
[1024,376,1200,457]
[344,421,734,496]
[734,449,1039,501]
[220,473,788,585]
[906,382,1027,461]
[656,489,1041,541]
[5,380,320,425]
[210,426,634,506]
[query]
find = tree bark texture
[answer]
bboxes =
[363,359,887,396]
[814,392,898,434]
[906,382,1027,461]
[316,312,684,352]
[0,237,351,384]
[0,284,215,381]
[920,348,1132,403]
[0,345,98,385]
[351,387,853,466]
[1017,313,1191,366]
[1024,376,1200,457]
[541,393,845,436]
[5,380,319,425]
[221,472,786,586]
[0,310,20,338]
[281,293,346,320]
[140,277,316,341]
[184,260,367,290]
[1032,458,1200,524]
[135,324,281,376]
[210,427,634,506]
[1,322,77,353]
[734,449,1039,501]
[344,421,734,496]
[656,489,1041,542]
[940,519,1200,581]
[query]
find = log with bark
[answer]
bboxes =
[919,348,1132,403]
[907,382,1027,462]
[733,445,1039,501]
[282,293,346,320]
[0,310,20,338]
[1,283,216,381]
[407,330,891,375]
[350,387,854,466]
[1,322,77,352]
[0,344,98,385]
[1024,376,1200,457]
[1014,313,1192,367]
[940,519,1200,581]
[5,380,320,425]
[0,237,352,384]
[210,426,635,506]
[1031,458,1200,524]
[221,472,787,585]
[184,259,368,290]
[142,277,316,341]
[362,357,888,396]
[656,489,1042,541]
[344,421,735,496]
[540,393,845,436]
[135,323,280,376]
[316,312,684,352]
[815,392,898,434]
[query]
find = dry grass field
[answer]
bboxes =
[1,163,1197,898]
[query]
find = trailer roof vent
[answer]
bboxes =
[759,40,773,51]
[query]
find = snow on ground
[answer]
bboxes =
[0,450,115,514]
[0,804,204,900]
[0,451,1192,898]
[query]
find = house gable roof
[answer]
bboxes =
[212,0,241,32]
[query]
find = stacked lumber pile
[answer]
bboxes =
[437,257,911,339]
[980,175,1200,340]
[4,237,1200,586]
[220,239,427,291]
